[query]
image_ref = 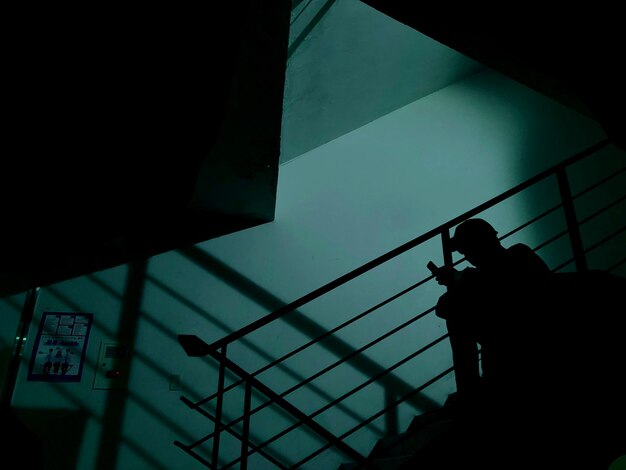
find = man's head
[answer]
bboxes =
[450,218,501,267]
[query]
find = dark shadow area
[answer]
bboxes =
[95,260,147,470]
[50,264,245,470]
[8,407,84,470]
[7,264,170,470]
[80,275,295,466]
[288,0,336,59]
[173,246,458,466]
[48,275,292,468]
[141,274,387,439]
[43,285,226,469]
[0,347,11,396]
[178,246,440,415]
[358,3,626,151]
[1,0,290,298]
[406,218,626,469]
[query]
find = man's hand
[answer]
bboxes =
[434,266,462,287]
[435,292,451,319]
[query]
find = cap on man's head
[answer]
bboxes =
[450,218,498,252]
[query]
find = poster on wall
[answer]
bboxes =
[27,312,93,382]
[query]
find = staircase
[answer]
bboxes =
[174,139,626,469]
[337,399,457,469]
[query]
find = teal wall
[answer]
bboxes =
[2,68,624,469]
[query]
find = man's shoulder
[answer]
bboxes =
[507,243,534,253]
[506,243,551,272]
[506,243,540,259]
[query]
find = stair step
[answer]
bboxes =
[338,416,456,469]
[406,397,458,433]
[338,402,459,470]
[369,418,453,460]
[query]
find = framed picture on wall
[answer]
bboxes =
[27,312,93,382]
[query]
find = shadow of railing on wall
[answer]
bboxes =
[174,138,626,469]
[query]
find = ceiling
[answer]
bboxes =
[358,2,626,151]
[282,1,626,162]
[281,0,486,163]
[2,1,624,298]
[1,2,290,297]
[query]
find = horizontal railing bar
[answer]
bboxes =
[533,228,570,253]
[192,179,624,461]
[570,165,626,201]
[545,196,626,271]
[207,306,439,441]
[206,231,446,353]
[184,392,319,469]
[476,164,624,256]
[304,332,448,424]
[552,256,576,273]
[182,396,283,467]
[539,191,626,271]
[608,256,626,272]
[577,194,626,226]
[185,388,352,470]
[495,187,625,264]
[190,273,438,409]
[180,397,214,448]
[498,202,564,243]
[173,441,213,468]
[492,201,567,258]
[289,366,455,469]
[206,139,611,352]
[472,162,623,254]
[222,332,448,468]
[528,192,624,256]
[582,225,626,256]
[180,396,287,468]
[177,139,623,469]
[205,348,368,466]
[520,221,623,274]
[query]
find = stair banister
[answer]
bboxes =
[176,137,622,469]
[204,138,611,353]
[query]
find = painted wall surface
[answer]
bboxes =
[281,0,485,163]
[5,69,624,470]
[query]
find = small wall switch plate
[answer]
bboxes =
[93,342,130,390]
[169,374,181,391]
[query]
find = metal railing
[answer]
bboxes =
[174,138,626,469]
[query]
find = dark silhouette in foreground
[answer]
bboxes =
[0,404,43,470]
[411,219,626,469]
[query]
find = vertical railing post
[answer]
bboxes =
[556,169,588,272]
[212,345,227,470]
[383,389,398,436]
[1,287,39,406]
[240,381,252,470]
[441,229,453,269]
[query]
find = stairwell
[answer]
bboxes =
[337,399,457,469]
[175,139,626,469]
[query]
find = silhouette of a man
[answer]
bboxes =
[429,218,626,468]
[434,218,551,401]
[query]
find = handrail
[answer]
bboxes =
[190,305,441,445]
[289,366,455,470]
[176,137,625,469]
[219,334,450,469]
[200,341,371,467]
[189,274,437,409]
[206,138,611,352]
